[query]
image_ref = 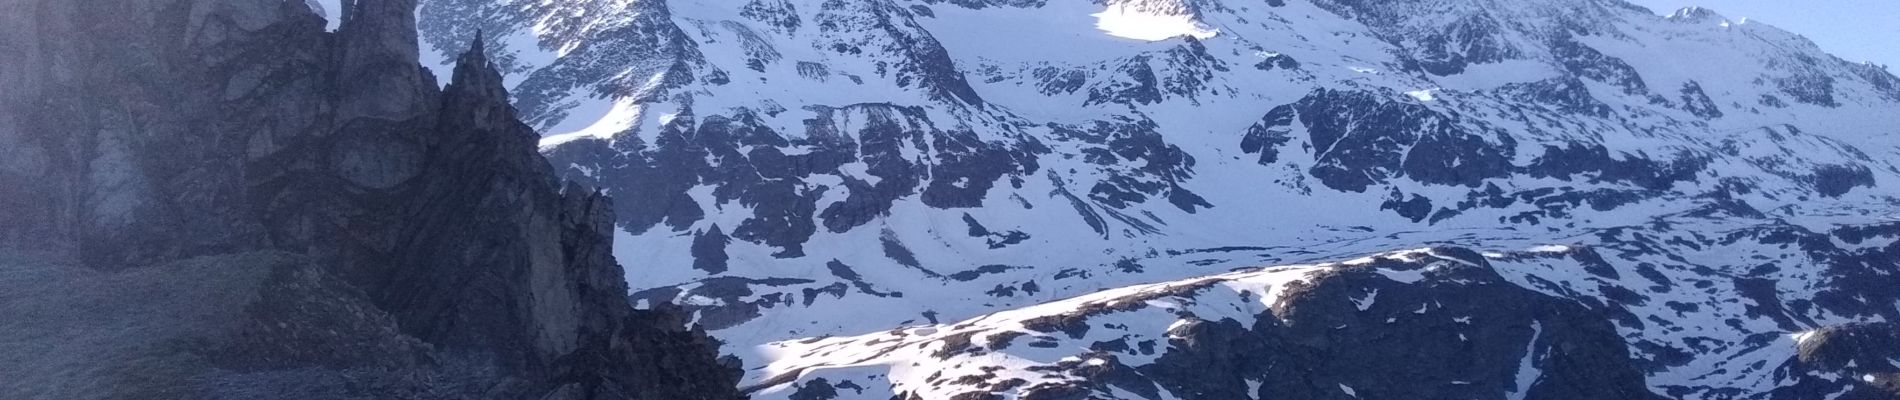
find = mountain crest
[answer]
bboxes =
[1665,6,1725,22]
[447,29,509,107]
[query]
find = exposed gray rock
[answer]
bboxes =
[0,0,743,398]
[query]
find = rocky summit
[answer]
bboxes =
[4,0,1899,399]
[0,0,740,399]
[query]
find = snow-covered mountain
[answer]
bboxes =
[401,0,1900,398]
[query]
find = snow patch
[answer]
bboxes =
[1381,268,1428,284]
[1791,329,1820,344]
[1351,289,1379,311]
[313,0,341,31]
[1509,321,1544,400]
[538,99,645,149]
[1526,245,1573,253]
[1092,5,1217,41]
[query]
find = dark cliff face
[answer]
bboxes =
[0,0,742,398]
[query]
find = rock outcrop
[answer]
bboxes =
[0,0,743,398]
[1139,249,1660,400]
[1772,322,1900,399]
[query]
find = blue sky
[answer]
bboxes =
[1625,0,1900,68]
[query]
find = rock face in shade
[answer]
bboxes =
[0,0,741,399]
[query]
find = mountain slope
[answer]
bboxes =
[400,0,1899,398]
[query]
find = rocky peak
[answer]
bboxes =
[1664,6,1725,23]
[337,0,434,122]
[444,30,511,114]
[0,0,745,398]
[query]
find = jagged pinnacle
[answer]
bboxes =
[472,29,485,55]
[446,27,508,104]
[458,29,489,69]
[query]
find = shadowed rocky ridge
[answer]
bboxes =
[0,0,742,398]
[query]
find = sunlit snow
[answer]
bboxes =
[1526,245,1573,253]
[1092,6,1217,41]
[1791,329,1820,344]
[538,99,644,149]
[313,0,340,31]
